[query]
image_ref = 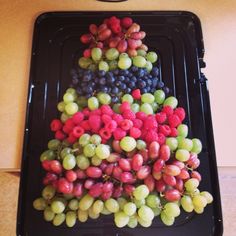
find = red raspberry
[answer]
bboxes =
[90,109,102,116]
[133,119,143,129]
[162,106,174,116]
[105,120,117,132]
[88,115,102,132]
[131,89,141,100]
[72,112,84,125]
[80,120,91,131]
[136,112,147,121]
[144,115,158,130]
[50,119,62,131]
[130,127,141,139]
[174,107,186,121]
[159,125,171,136]
[101,105,114,116]
[140,129,148,140]
[109,16,121,26]
[72,126,85,138]
[121,17,133,28]
[145,130,158,143]
[55,130,66,140]
[120,119,133,131]
[170,127,178,137]
[83,49,91,58]
[157,133,166,145]
[65,118,75,129]
[120,102,131,113]
[99,128,112,140]
[168,114,181,128]
[155,112,167,124]
[101,138,108,144]
[63,125,73,134]
[82,108,90,118]
[67,133,77,144]
[112,114,124,125]
[122,110,136,120]
[113,128,126,140]
[102,114,112,124]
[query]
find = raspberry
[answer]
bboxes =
[72,126,85,138]
[65,118,75,129]
[63,125,73,134]
[55,130,66,140]
[83,49,91,58]
[50,119,63,131]
[82,108,90,118]
[105,120,117,132]
[140,129,148,140]
[170,127,178,137]
[174,107,186,121]
[155,112,167,124]
[159,125,171,136]
[99,128,112,140]
[80,120,91,131]
[130,127,141,139]
[157,133,166,145]
[120,102,131,113]
[162,106,174,116]
[90,109,102,116]
[67,133,77,144]
[143,115,158,130]
[145,130,158,143]
[109,16,121,26]
[102,114,112,124]
[101,138,108,144]
[112,114,124,125]
[72,112,84,125]
[113,128,126,140]
[88,115,102,132]
[121,17,133,28]
[136,112,147,121]
[122,110,136,120]
[101,105,114,116]
[131,89,141,100]
[133,119,143,129]
[168,114,181,128]
[120,119,133,131]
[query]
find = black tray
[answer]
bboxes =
[17,11,223,236]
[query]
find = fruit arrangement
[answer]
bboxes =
[33,16,213,229]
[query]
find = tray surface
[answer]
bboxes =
[17,11,223,236]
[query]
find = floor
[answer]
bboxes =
[0,167,235,236]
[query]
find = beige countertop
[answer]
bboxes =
[0,0,236,170]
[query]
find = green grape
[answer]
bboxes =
[97,93,111,105]
[120,136,136,152]
[57,101,65,112]
[152,207,161,216]
[63,154,76,170]
[105,198,119,213]
[131,103,140,113]
[42,185,56,200]
[68,199,79,211]
[163,96,178,109]
[192,195,207,208]
[91,48,102,61]
[163,202,180,218]
[99,61,109,71]
[78,57,92,69]
[200,191,213,204]
[88,208,100,219]
[40,150,55,162]
[66,211,76,227]
[77,96,88,107]
[146,194,160,208]
[151,102,159,112]
[133,56,147,68]
[119,53,129,59]
[88,63,97,71]
[60,112,70,123]
[123,202,137,216]
[184,178,199,192]
[88,97,99,110]
[136,140,146,150]
[101,206,112,215]
[177,124,188,137]
[141,93,155,104]
[138,205,154,221]
[53,197,68,207]
[113,103,121,113]
[146,51,158,63]
[48,139,61,151]
[109,60,118,70]
[65,102,78,115]
[76,154,90,170]
[117,197,128,211]
[137,216,152,227]
[91,155,102,166]
[92,200,104,215]
[79,194,94,211]
[122,94,134,104]
[66,88,77,96]
[63,92,75,104]
[83,144,96,157]
[53,213,65,226]
[160,211,175,226]
[95,144,110,159]
[191,138,202,154]
[63,194,74,200]
[133,185,149,200]
[90,134,102,145]
[105,48,119,60]
[175,149,190,162]
[51,200,65,214]
[79,134,91,147]
[178,138,193,151]
[60,148,71,159]
[166,137,178,151]
[33,198,47,211]
[43,207,55,222]
[118,57,132,70]
[133,198,146,208]
[145,61,153,72]
[154,90,165,104]
[127,215,138,228]
[114,211,129,228]
[194,206,204,214]
[77,209,88,222]
[140,103,153,115]
[181,195,194,212]
[137,49,147,57]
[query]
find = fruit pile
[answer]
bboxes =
[33,16,213,229]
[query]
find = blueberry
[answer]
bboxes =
[141,88,147,93]
[131,76,137,83]
[125,87,131,93]
[72,78,79,85]
[157,81,164,88]
[111,96,119,103]
[112,87,119,94]
[118,70,126,76]
[113,69,119,75]
[101,86,109,93]
[106,71,113,79]
[146,86,151,92]
[115,81,121,87]
[123,70,129,76]
[98,70,106,77]
[152,79,158,88]
[86,87,93,93]
[131,66,138,72]
[151,67,159,77]
[127,72,133,77]
[163,86,170,94]
[76,87,82,94]
[94,77,99,83]
[119,83,127,90]
[83,75,92,82]
[107,76,115,84]
[128,81,135,88]
[99,77,106,85]
[118,76,125,81]
[150,88,155,93]
[147,79,152,86]
[138,80,146,88]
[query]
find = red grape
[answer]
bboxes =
[89,183,103,197]
[149,141,160,160]
[86,167,102,178]
[112,140,122,153]
[43,172,57,185]
[89,24,98,35]
[84,179,95,190]
[57,178,73,194]
[113,166,123,180]
[50,160,62,174]
[120,172,133,183]
[153,159,165,173]
[119,158,131,171]
[164,189,181,201]
[124,184,135,196]
[117,39,128,53]
[131,154,143,171]
[144,175,155,192]
[65,170,77,182]
[98,29,112,41]
[137,165,151,180]
[104,163,114,175]
[101,190,113,200]
[73,183,83,197]
[172,160,185,169]
[113,186,123,198]
[191,171,202,181]
[138,149,149,162]
[75,169,86,179]
[175,178,184,192]
[155,179,166,192]
[42,160,51,171]
[80,33,93,44]
[177,169,190,180]
[163,173,176,186]
[103,182,114,192]
[152,171,162,180]
[107,152,120,163]
[163,165,181,176]
[159,144,171,161]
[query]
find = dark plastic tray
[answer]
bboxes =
[17,11,223,236]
